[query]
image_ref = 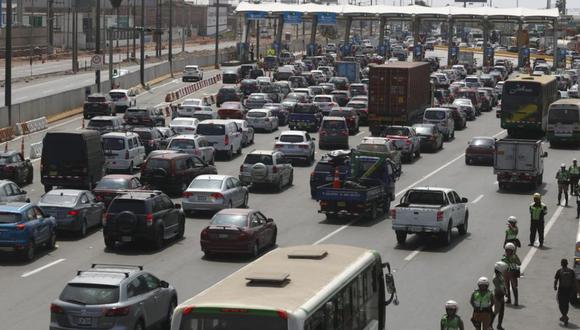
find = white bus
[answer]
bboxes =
[547,98,580,147]
[172,244,398,330]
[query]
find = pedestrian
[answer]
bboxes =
[491,261,508,330]
[470,277,494,330]
[569,159,580,196]
[554,258,577,326]
[576,193,580,219]
[503,216,520,250]
[441,300,465,330]
[502,243,522,306]
[529,192,547,247]
[557,163,570,206]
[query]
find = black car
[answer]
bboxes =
[222,69,240,84]
[132,127,166,155]
[0,151,33,186]
[288,76,308,89]
[216,86,242,106]
[309,153,350,198]
[124,107,165,127]
[83,93,115,119]
[240,79,261,97]
[329,77,349,90]
[103,191,185,250]
[412,123,444,152]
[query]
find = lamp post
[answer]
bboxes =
[5,0,13,126]
[96,0,101,92]
[141,0,145,86]
[214,0,220,69]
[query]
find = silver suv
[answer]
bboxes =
[239,150,293,191]
[50,264,177,330]
[182,65,203,82]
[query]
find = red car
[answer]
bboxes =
[93,174,144,206]
[465,136,495,165]
[217,102,245,119]
[200,208,277,258]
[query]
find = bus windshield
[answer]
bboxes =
[179,311,288,330]
[549,108,580,125]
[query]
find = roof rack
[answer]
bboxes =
[91,263,144,270]
[245,272,290,287]
[77,269,131,278]
[287,249,328,260]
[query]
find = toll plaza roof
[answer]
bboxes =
[234,3,560,21]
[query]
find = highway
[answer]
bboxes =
[0,70,578,329]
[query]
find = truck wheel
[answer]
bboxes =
[395,231,407,245]
[440,223,452,246]
[458,213,468,235]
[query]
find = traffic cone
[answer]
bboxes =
[20,138,24,156]
[332,167,341,188]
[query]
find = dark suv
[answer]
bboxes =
[216,86,242,107]
[83,93,115,119]
[132,127,166,155]
[0,151,33,186]
[103,191,185,250]
[140,153,217,195]
[124,107,165,127]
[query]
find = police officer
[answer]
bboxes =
[492,261,508,330]
[569,159,580,196]
[440,300,465,330]
[504,216,520,250]
[470,277,494,330]
[529,193,547,247]
[502,243,522,306]
[556,164,570,206]
[554,258,577,326]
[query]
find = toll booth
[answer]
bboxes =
[448,46,459,66]
[519,47,530,69]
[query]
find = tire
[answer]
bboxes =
[23,241,35,261]
[325,213,338,220]
[127,162,134,174]
[250,241,259,258]
[164,299,177,330]
[47,231,57,250]
[79,219,88,238]
[276,177,284,192]
[237,144,242,155]
[395,231,407,245]
[498,182,506,190]
[415,147,420,159]
[441,223,452,246]
[241,193,249,208]
[458,213,468,235]
[270,230,277,247]
[104,236,116,249]
[288,171,294,186]
[26,170,33,185]
[153,225,164,250]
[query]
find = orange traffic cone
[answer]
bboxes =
[332,167,341,189]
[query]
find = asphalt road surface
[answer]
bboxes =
[0,75,578,330]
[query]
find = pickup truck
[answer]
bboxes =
[391,187,469,245]
[288,103,322,132]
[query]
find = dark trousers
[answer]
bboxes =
[530,219,544,245]
[558,288,572,317]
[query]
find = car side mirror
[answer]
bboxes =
[159,280,169,288]
[267,218,274,223]
[461,197,468,203]
[275,137,279,140]
[174,203,182,209]
[21,190,27,195]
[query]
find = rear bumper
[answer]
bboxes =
[201,240,253,254]
[42,176,89,188]
[182,200,225,211]
[392,224,443,233]
[239,174,277,185]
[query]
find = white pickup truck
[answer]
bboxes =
[391,187,469,245]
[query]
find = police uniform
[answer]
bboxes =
[441,314,463,330]
[529,202,547,246]
[471,290,493,330]
[569,164,580,195]
[556,168,570,205]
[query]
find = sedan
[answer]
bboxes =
[0,180,29,203]
[169,117,199,135]
[331,90,351,106]
[412,123,444,152]
[274,130,316,165]
[465,136,495,165]
[182,175,249,215]
[246,109,279,133]
[263,103,289,126]
[329,107,359,134]
[200,208,277,258]
[93,174,143,207]
[38,189,104,237]
[244,93,273,110]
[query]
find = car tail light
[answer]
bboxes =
[436,211,444,221]
[105,306,130,317]
[210,193,224,201]
[183,306,195,315]
[272,166,278,173]
[277,310,288,320]
[68,210,79,216]
[145,213,154,225]
[182,191,193,198]
[16,224,26,231]
[274,144,283,149]
[390,209,396,219]
[201,228,209,239]
[224,135,230,145]
[125,150,129,160]
[50,304,64,314]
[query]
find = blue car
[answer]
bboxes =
[0,202,57,261]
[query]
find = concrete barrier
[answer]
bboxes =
[29,142,43,159]
[0,127,14,142]
[16,116,48,135]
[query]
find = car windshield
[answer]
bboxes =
[88,120,113,128]
[135,131,152,141]
[244,154,273,165]
[102,138,125,150]
[109,92,126,100]
[405,190,446,205]
[0,156,13,165]
[108,199,147,213]
[145,158,171,171]
[169,139,195,149]
[247,112,267,118]
[197,124,225,135]
[470,138,494,146]
[425,111,446,120]
[414,126,434,135]
[40,194,78,206]
[189,179,223,189]
[322,120,346,129]
[59,284,119,305]
[211,214,247,227]
[96,178,129,190]
[0,212,22,223]
[358,144,388,153]
[385,127,409,136]
[279,135,304,143]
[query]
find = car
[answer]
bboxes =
[261,84,284,103]
[331,90,351,107]
[83,93,115,119]
[318,116,349,150]
[50,264,177,330]
[86,116,125,135]
[423,107,456,141]
[132,127,166,155]
[183,64,203,82]
[329,107,360,134]
[0,202,56,261]
[231,119,255,147]
[103,191,185,249]
[441,104,467,130]
[263,103,290,126]
[246,109,279,133]
[329,76,349,90]
[200,208,277,257]
[166,134,216,165]
[93,174,144,207]
[0,151,33,186]
[124,107,165,127]
[192,109,218,121]
[244,93,273,110]
[175,104,212,118]
[240,79,261,97]
[222,69,241,84]
[217,102,245,120]
[108,89,137,113]
[274,66,295,81]
[357,137,403,175]
[169,117,199,135]
[102,132,146,174]
[412,123,444,152]
[156,127,176,148]
[313,94,339,116]
[274,80,292,97]
[0,179,29,203]
[288,75,308,88]
[383,126,421,162]
[181,98,209,108]
[182,175,249,215]
[196,120,243,159]
[38,189,104,237]
[453,98,477,120]
[465,136,496,165]
[239,150,294,191]
[274,130,316,165]
[216,86,242,106]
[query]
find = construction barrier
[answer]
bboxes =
[0,127,15,143]
[29,142,43,159]
[164,74,223,105]
[16,116,48,135]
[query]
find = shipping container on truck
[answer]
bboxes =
[335,61,361,84]
[458,52,476,74]
[367,62,432,136]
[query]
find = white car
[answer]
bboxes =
[569,84,579,98]
[196,120,243,160]
[0,180,29,203]
[452,64,467,78]
[181,98,208,107]
[231,119,255,147]
[274,130,316,164]
[246,109,279,132]
[170,117,199,135]
[108,89,136,112]
[166,134,215,164]
[176,105,212,118]
[183,65,203,82]
[256,76,272,85]
[102,132,146,173]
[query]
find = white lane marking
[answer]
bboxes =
[404,247,423,261]
[313,220,357,245]
[520,205,564,272]
[471,194,484,204]
[21,258,66,278]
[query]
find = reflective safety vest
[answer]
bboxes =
[556,169,570,183]
[441,315,462,330]
[502,254,519,271]
[529,203,546,221]
[472,290,493,308]
[506,227,518,240]
[569,165,580,176]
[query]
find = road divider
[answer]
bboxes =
[29,142,43,159]
[0,127,15,143]
[164,74,222,103]
[16,117,48,135]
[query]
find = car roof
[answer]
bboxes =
[194,174,230,181]
[248,150,275,155]
[102,174,136,180]
[214,208,255,216]
[322,116,346,121]
[280,130,307,136]
[45,189,85,196]
[109,89,128,93]
[70,267,143,286]
[411,187,454,193]
[0,202,30,212]
[361,137,388,144]
[90,116,118,120]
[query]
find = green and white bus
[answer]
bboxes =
[172,244,398,330]
[547,98,580,147]
[501,74,558,137]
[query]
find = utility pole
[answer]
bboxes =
[140,0,145,86]
[169,0,173,76]
[155,0,161,57]
[96,0,101,92]
[214,0,220,69]
[132,0,136,59]
[5,0,13,126]
[47,0,54,53]
[73,0,79,72]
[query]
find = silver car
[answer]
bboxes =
[50,264,177,330]
[244,93,273,110]
[0,180,29,203]
[239,150,293,191]
[246,109,279,132]
[181,175,249,215]
[232,119,255,147]
[274,130,316,164]
[166,134,216,165]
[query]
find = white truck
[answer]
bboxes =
[494,139,547,190]
[391,187,469,245]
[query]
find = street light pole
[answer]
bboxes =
[132,0,136,59]
[96,0,101,92]
[140,0,145,86]
[169,0,173,76]
[214,0,220,69]
[5,0,13,126]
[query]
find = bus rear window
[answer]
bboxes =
[179,312,288,330]
[549,108,579,124]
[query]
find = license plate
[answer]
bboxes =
[49,171,57,176]
[218,234,229,238]
[337,202,346,207]
[288,145,296,149]
[121,236,132,242]
[197,196,207,201]
[76,317,92,325]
